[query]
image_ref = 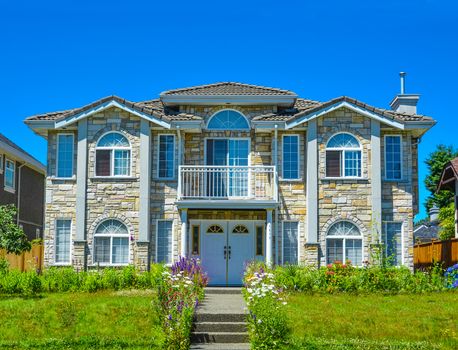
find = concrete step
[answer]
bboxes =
[205,287,242,295]
[190,343,250,350]
[195,313,246,323]
[191,332,249,344]
[194,322,247,333]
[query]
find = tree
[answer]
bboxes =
[438,202,455,240]
[424,144,458,212]
[0,205,31,254]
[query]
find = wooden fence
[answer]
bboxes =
[0,244,44,272]
[414,238,458,270]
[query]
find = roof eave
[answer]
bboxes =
[0,140,46,175]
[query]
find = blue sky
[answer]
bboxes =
[1,0,457,220]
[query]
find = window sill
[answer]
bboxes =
[279,178,303,183]
[89,263,130,267]
[52,262,72,266]
[90,176,139,181]
[321,177,369,182]
[4,186,15,194]
[50,176,76,182]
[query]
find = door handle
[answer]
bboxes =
[224,245,227,260]
[228,246,231,260]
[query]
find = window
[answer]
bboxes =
[232,225,249,234]
[191,225,200,255]
[0,154,3,172]
[283,222,298,264]
[157,220,173,264]
[326,133,362,178]
[282,135,299,179]
[385,135,402,180]
[207,110,250,130]
[207,224,224,234]
[383,222,403,266]
[4,158,15,190]
[256,225,264,256]
[95,132,131,177]
[55,219,71,264]
[93,219,129,265]
[57,134,74,178]
[158,135,175,179]
[326,221,362,266]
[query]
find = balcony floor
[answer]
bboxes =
[176,199,278,210]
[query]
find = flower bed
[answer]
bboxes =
[445,263,458,289]
[157,257,208,350]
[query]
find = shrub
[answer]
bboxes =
[445,263,458,289]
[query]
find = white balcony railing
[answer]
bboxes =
[178,165,278,201]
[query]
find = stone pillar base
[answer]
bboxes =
[136,241,150,271]
[304,243,320,268]
[72,240,87,272]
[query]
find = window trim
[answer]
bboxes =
[281,134,300,180]
[326,220,363,266]
[325,132,363,179]
[383,134,403,181]
[206,109,250,131]
[93,219,130,266]
[156,134,176,180]
[0,154,3,173]
[56,133,75,178]
[155,219,174,265]
[191,224,200,256]
[54,218,72,266]
[382,221,404,266]
[4,157,16,192]
[255,225,264,257]
[94,131,132,178]
[282,220,299,265]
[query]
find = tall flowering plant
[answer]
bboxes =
[243,262,290,349]
[157,257,208,350]
[445,264,458,289]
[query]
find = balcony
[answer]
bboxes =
[177,165,278,209]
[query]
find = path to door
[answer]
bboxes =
[190,287,249,350]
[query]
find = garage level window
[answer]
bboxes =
[95,132,131,177]
[382,222,403,266]
[4,158,15,190]
[384,135,402,180]
[93,219,129,265]
[326,133,362,178]
[326,221,362,266]
[156,220,173,264]
[57,134,74,178]
[55,219,71,264]
[283,221,298,265]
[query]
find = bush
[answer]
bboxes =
[445,263,458,289]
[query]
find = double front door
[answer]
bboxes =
[192,220,264,286]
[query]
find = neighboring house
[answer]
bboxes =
[437,157,458,238]
[25,80,435,285]
[414,205,440,243]
[0,132,46,240]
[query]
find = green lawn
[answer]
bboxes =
[0,290,163,349]
[286,292,458,350]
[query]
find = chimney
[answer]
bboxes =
[389,72,420,114]
[429,205,439,223]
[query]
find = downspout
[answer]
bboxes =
[273,125,279,265]
[17,163,26,226]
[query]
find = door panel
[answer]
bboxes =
[200,222,227,286]
[227,221,255,285]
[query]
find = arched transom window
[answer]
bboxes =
[326,221,362,266]
[326,133,361,178]
[94,219,129,265]
[207,110,250,130]
[95,132,131,177]
[207,224,224,234]
[232,225,249,234]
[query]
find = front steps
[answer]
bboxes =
[191,287,249,349]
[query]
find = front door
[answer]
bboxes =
[196,220,260,286]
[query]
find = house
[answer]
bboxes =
[414,205,440,243]
[437,157,458,238]
[0,132,46,240]
[24,79,435,285]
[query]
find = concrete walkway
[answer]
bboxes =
[190,288,250,350]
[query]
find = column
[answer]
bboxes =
[180,209,188,257]
[266,209,273,266]
[138,119,151,243]
[306,120,318,243]
[371,120,382,237]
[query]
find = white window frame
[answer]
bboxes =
[281,134,300,180]
[206,109,250,131]
[325,132,363,179]
[4,157,15,192]
[326,220,364,266]
[382,221,404,266]
[56,133,75,178]
[54,218,72,266]
[157,134,176,180]
[94,131,132,178]
[384,134,403,181]
[92,219,130,266]
[156,219,174,265]
[282,221,299,265]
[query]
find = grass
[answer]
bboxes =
[0,290,164,349]
[286,292,458,350]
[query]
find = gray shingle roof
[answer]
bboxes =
[160,82,297,96]
[0,132,45,169]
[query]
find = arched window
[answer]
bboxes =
[95,132,131,177]
[207,110,250,130]
[326,221,362,266]
[94,219,129,265]
[232,225,249,234]
[207,225,224,234]
[326,133,361,178]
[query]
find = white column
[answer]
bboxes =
[138,119,151,243]
[266,209,273,266]
[180,209,188,257]
[371,120,382,237]
[306,120,318,243]
[75,120,87,242]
